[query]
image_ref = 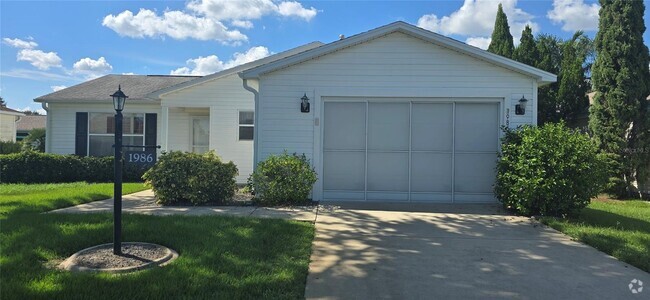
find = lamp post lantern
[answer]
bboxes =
[111,85,128,255]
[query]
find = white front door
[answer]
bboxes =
[322,99,500,203]
[191,117,209,154]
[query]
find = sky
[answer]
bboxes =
[1,0,649,114]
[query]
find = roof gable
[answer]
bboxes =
[241,21,556,84]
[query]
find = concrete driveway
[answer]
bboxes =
[306,203,649,300]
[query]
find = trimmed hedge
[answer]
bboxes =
[0,151,148,183]
[143,151,238,205]
[495,123,608,217]
[0,141,22,154]
[248,152,317,206]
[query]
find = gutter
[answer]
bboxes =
[41,102,51,153]
[241,77,259,171]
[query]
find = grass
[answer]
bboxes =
[0,183,315,299]
[0,182,148,218]
[542,197,650,272]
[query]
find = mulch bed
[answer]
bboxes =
[66,243,171,270]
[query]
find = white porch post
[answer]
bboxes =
[161,106,169,151]
[209,106,217,151]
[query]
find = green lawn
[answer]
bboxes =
[542,198,650,272]
[0,183,315,299]
[0,182,148,218]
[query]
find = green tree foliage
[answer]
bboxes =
[488,4,515,58]
[557,31,591,122]
[589,0,650,198]
[513,25,538,66]
[21,128,46,152]
[535,34,563,124]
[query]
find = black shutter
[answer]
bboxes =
[145,113,157,147]
[75,112,88,156]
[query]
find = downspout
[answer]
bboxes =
[41,102,50,152]
[242,77,260,171]
[14,114,22,143]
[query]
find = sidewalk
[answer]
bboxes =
[49,190,318,222]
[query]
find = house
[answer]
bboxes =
[239,22,555,202]
[34,42,323,183]
[0,105,24,142]
[16,115,47,141]
[36,21,556,202]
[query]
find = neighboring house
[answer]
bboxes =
[0,105,25,142]
[16,115,47,141]
[36,21,556,202]
[34,42,323,183]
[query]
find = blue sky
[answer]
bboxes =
[2,0,649,113]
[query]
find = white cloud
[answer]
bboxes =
[72,57,113,79]
[104,1,318,43]
[547,0,600,32]
[417,0,537,47]
[3,37,38,49]
[51,85,67,92]
[16,49,62,70]
[231,20,254,29]
[171,46,271,75]
[122,72,136,75]
[102,9,248,44]
[465,37,492,50]
[276,1,317,21]
[187,0,317,21]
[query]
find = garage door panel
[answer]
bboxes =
[368,103,409,151]
[410,152,452,192]
[411,103,453,151]
[410,193,453,202]
[324,102,366,150]
[454,153,497,193]
[367,152,409,192]
[454,103,499,152]
[323,151,365,191]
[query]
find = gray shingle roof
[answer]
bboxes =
[34,75,199,102]
[0,105,24,114]
[16,115,46,131]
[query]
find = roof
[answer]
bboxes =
[0,105,25,116]
[34,75,199,103]
[16,115,46,131]
[147,41,324,98]
[241,21,557,84]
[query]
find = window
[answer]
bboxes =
[88,113,144,156]
[238,111,254,141]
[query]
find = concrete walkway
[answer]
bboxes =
[52,191,650,299]
[306,205,650,300]
[50,190,318,222]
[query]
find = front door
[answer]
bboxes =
[191,117,209,154]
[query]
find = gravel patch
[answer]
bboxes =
[60,242,178,273]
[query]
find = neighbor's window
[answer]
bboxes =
[88,112,144,156]
[239,111,254,141]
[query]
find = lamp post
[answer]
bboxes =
[111,85,128,255]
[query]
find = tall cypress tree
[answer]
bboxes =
[488,3,515,58]
[535,34,563,124]
[513,25,538,66]
[557,31,590,123]
[590,0,650,198]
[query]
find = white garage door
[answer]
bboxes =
[322,99,500,203]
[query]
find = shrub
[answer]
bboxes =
[0,141,22,154]
[248,152,317,206]
[0,151,147,183]
[21,128,46,152]
[495,123,608,217]
[143,151,238,205]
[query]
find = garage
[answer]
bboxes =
[240,22,556,202]
[322,99,500,203]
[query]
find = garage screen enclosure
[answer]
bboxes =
[322,99,501,203]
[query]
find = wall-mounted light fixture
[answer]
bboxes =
[515,95,528,115]
[301,93,310,113]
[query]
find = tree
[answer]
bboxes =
[488,3,515,58]
[535,34,563,124]
[589,0,650,198]
[557,31,590,122]
[513,25,538,66]
[0,96,5,107]
[21,128,46,152]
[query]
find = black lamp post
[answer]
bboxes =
[111,85,128,255]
